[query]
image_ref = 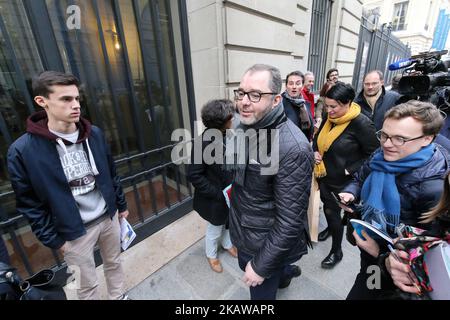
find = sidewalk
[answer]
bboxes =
[127,215,360,300]
[64,211,361,300]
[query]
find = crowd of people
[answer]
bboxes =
[189,63,450,300]
[1,63,449,300]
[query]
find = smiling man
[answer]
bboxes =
[229,64,314,300]
[339,100,450,300]
[7,71,129,300]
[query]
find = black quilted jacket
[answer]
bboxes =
[229,114,314,278]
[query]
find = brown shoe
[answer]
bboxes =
[225,246,238,258]
[207,258,223,273]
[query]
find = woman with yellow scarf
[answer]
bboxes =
[313,82,378,269]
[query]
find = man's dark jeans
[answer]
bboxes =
[238,250,297,300]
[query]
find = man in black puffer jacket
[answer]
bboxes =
[229,64,314,300]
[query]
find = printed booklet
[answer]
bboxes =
[350,219,394,245]
[120,218,136,251]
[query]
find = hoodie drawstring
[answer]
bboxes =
[57,137,99,176]
[86,138,100,176]
[56,138,68,154]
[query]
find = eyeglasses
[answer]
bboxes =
[376,130,425,146]
[233,89,276,103]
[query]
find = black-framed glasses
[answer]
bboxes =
[376,130,425,146]
[233,89,276,103]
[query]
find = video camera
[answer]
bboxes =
[388,50,450,99]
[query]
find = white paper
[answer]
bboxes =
[120,218,136,251]
[223,184,232,208]
[425,242,450,300]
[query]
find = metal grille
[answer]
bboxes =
[352,17,411,92]
[307,0,333,92]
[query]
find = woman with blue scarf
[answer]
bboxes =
[339,100,450,300]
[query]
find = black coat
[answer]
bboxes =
[229,112,314,278]
[187,133,231,226]
[282,95,314,141]
[343,144,450,226]
[313,113,379,190]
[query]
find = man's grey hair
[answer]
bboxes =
[245,64,282,94]
[304,71,314,78]
[364,70,384,81]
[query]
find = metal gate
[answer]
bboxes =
[307,0,334,92]
[352,17,411,92]
[0,0,194,278]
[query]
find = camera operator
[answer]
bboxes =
[393,51,450,151]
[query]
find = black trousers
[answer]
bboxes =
[346,250,397,300]
[237,251,297,300]
[318,181,344,253]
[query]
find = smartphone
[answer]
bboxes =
[331,192,357,213]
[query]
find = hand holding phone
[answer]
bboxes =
[331,192,357,213]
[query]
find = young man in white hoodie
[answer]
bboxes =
[7,71,129,300]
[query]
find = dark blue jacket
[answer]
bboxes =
[354,87,400,131]
[0,237,9,264]
[282,93,314,141]
[7,112,127,249]
[342,144,450,226]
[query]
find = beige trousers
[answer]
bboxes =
[64,214,124,300]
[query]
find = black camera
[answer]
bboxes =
[393,50,450,98]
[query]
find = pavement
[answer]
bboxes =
[127,215,361,300]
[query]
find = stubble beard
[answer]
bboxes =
[239,103,273,126]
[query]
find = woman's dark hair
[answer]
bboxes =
[319,82,332,97]
[324,81,355,105]
[201,99,235,130]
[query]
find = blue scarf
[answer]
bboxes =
[361,144,435,232]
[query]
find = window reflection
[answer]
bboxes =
[0,1,43,214]
[46,0,127,156]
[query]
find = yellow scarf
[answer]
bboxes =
[314,102,361,178]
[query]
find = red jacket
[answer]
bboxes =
[302,88,315,118]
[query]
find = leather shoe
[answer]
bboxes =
[278,265,302,289]
[318,228,330,241]
[224,246,238,258]
[321,251,343,269]
[207,258,223,273]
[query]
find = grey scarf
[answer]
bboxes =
[282,91,312,131]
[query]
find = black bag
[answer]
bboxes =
[0,262,66,300]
